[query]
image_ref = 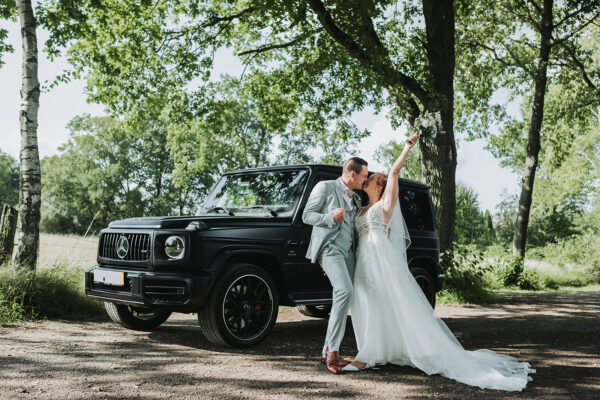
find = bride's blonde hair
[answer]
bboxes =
[371,172,388,201]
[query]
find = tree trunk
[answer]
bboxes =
[13,0,41,270]
[0,205,18,265]
[421,0,457,253]
[512,0,554,258]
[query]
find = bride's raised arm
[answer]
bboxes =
[380,133,420,223]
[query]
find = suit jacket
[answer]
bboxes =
[302,179,362,263]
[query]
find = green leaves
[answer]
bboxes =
[0,0,16,68]
[41,113,204,234]
[0,149,19,207]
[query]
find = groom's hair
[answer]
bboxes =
[343,157,368,176]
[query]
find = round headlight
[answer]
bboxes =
[164,236,185,259]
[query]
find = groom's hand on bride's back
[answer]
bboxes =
[333,208,346,223]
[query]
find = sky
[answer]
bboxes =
[0,22,520,212]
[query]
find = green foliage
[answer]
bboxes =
[516,269,542,291]
[168,75,367,191]
[454,183,495,246]
[493,187,591,248]
[0,264,104,324]
[0,149,19,206]
[484,238,599,292]
[439,245,495,303]
[527,231,600,275]
[41,113,204,235]
[493,255,524,287]
[0,0,16,69]
[374,139,423,182]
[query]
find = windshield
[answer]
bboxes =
[200,169,310,217]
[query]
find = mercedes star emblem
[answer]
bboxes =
[116,235,129,259]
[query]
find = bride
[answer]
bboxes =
[343,133,535,391]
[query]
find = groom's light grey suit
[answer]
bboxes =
[302,178,361,354]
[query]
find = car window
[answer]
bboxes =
[201,169,309,216]
[400,189,435,231]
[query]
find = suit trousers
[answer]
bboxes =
[319,243,355,354]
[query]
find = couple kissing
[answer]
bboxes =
[301,133,535,391]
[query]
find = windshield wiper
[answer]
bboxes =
[206,206,235,216]
[247,206,278,217]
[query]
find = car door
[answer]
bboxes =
[294,172,339,292]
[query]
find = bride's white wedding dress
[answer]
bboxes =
[350,201,535,391]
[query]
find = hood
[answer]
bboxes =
[107,215,288,230]
[108,216,207,229]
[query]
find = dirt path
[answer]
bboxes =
[1,291,599,399]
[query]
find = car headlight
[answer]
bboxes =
[164,236,185,259]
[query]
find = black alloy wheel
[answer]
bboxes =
[410,267,436,309]
[198,264,279,347]
[222,274,274,341]
[104,302,172,331]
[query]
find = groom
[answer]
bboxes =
[302,157,368,374]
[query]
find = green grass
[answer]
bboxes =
[436,289,498,305]
[437,284,600,305]
[437,239,600,305]
[0,263,104,324]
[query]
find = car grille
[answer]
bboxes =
[100,233,151,261]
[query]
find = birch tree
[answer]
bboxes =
[13,0,41,270]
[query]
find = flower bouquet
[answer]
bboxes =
[406,111,444,144]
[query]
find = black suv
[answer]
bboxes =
[86,164,444,347]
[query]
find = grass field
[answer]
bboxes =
[37,233,98,268]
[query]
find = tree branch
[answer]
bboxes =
[552,10,600,46]
[305,0,370,63]
[305,0,430,105]
[559,42,597,90]
[237,33,312,56]
[202,7,257,28]
[553,3,597,29]
[526,0,542,14]
[471,41,521,69]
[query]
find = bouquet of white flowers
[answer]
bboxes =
[406,111,444,144]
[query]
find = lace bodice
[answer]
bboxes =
[356,201,391,238]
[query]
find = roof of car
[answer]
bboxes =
[224,164,429,190]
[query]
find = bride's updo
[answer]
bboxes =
[372,172,388,201]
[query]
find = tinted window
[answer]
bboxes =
[400,189,435,230]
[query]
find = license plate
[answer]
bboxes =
[93,269,125,286]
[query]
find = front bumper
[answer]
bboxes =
[85,265,211,311]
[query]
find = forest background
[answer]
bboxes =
[1,1,599,315]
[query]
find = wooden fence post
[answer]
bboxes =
[0,204,18,265]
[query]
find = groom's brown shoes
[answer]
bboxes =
[325,351,343,374]
[320,348,351,367]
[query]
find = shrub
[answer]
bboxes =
[517,269,542,290]
[0,264,104,324]
[495,256,524,287]
[440,245,495,303]
[529,231,600,273]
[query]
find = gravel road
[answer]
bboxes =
[1,291,598,399]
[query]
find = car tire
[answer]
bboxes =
[411,267,436,309]
[198,263,279,348]
[296,304,331,319]
[104,302,172,331]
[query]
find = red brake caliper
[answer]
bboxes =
[254,290,260,310]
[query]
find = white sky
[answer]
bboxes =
[0,21,519,212]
